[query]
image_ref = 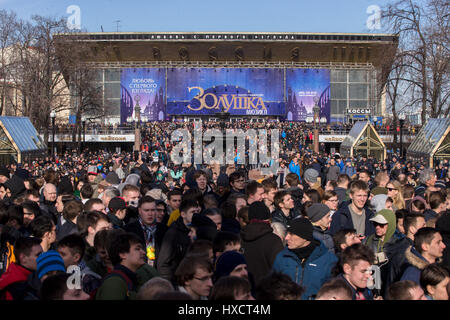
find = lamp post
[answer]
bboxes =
[399,113,406,159]
[50,111,56,158]
[313,96,320,154]
[134,96,141,160]
[81,115,86,153]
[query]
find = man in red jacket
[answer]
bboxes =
[0,237,43,300]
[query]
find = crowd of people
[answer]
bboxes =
[0,119,449,301]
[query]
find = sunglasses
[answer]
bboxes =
[387,187,397,191]
[373,222,388,228]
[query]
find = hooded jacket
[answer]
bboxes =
[156,217,191,283]
[4,175,26,200]
[329,202,375,237]
[240,222,284,285]
[400,246,430,284]
[0,263,33,300]
[272,240,338,300]
[312,226,335,252]
[365,209,396,256]
[271,208,300,228]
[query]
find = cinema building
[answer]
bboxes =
[55,32,398,124]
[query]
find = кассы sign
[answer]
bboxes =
[347,108,371,115]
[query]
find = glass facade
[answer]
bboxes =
[91,67,379,123]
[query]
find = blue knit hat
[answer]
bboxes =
[214,251,247,281]
[36,250,66,279]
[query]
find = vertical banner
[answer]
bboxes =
[286,69,330,122]
[166,68,285,116]
[120,68,166,124]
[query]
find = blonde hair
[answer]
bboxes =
[388,180,405,210]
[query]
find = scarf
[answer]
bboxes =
[291,240,318,263]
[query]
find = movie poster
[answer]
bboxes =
[286,69,331,122]
[120,68,166,123]
[166,68,285,116]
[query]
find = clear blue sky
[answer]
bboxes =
[1,0,392,33]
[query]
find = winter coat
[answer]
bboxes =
[382,237,413,297]
[326,165,340,183]
[436,212,450,267]
[312,226,334,253]
[335,274,374,300]
[56,219,78,242]
[272,240,338,300]
[288,160,301,181]
[334,187,347,205]
[96,264,138,300]
[328,202,375,237]
[400,246,430,284]
[271,208,300,229]
[156,218,191,283]
[0,263,33,300]
[240,222,284,285]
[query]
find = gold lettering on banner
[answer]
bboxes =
[186,86,267,112]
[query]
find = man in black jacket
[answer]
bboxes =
[124,196,167,268]
[240,201,284,285]
[156,199,199,284]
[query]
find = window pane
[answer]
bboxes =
[349,84,368,100]
[104,83,121,99]
[105,99,120,116]
[330,83,347,99]
[331,70,347,82]
[105,69,121,82]
[349,70,367,82]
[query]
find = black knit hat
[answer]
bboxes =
[248,201,271,221]
[0,166,10,177]
[287,217,314,241]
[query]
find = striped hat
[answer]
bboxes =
[36,250,66,279]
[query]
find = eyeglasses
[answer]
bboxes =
[193,275,212,282]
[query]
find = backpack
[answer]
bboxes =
[90,269,133,300]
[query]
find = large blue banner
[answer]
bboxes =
[286,69,330,122]
[166,68,285,116]
[120,68,166,123]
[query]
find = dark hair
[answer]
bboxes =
[30,215,54,239]
[186,239,213,259]
[274,190,289,208]
[403,213,425,235]
[305,189,321,203]
[255,271,304,300]
[174,256,213,287]
[76,211,108,237]
[285,173,300,187]
[411,199,426,211]
[245,180,263,197]
[340,243,375,268]
[333,228,357,253]
[167,189,182,200]
[180,199,199,214]
[80,183,94,199]
[403,184,415,199]
[57,234,86,262]
[387,280,422,300]
[41,273,71,300]
[7,205,24,226]
[210,276,251,300]
[229,171,245,184]
[420,263,450,295]
[429,191,446,210]
[0,200,8,224]
[84,198,103,212]
[212,231,241,256]
[395,209,409,223]
[315,278,352,300]
[107,232,143,266]
[182,188,203,207]
[414,227,438,254]
[22,200,41,218]
[138,195,156,208]
[220,201,236,220]
[14,237,42,265]
[62,200,83,222]
[261,178,277,193]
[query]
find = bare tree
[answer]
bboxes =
[382,0,449,124]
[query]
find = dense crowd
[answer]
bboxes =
[0,119,449,301]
